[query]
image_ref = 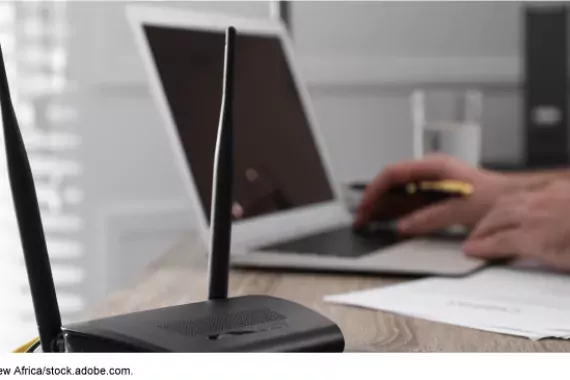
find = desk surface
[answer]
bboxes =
[89,234,570,352]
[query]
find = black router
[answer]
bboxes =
[1,27,345,352]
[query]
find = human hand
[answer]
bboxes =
[354,154,510,235]
[463,179,570,271]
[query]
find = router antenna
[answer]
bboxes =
[0,44,62,352]
[208,26,236,300]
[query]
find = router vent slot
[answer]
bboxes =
[157,308,286,337]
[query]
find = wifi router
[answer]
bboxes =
[2,27,345,352]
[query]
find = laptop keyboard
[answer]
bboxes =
[257,225,409,258]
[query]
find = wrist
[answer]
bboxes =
[505,170,568,191]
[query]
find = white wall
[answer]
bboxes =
[63,1,527,301]
[292,1,525,183]
[293,2,520,57]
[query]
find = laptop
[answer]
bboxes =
[127,6,486,276]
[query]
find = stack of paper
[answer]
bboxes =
[324,263,570,340]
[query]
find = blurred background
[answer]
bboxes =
[0,1,563,351]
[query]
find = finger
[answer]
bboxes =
[396,198,464,235]
[462,230,519,260]
[354,157,450,226]
[468,198,522,240]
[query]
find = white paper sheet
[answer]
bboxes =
[324,264,570,340]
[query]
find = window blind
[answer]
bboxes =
[0,0,83,352]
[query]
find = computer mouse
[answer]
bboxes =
[362,180,474,221]
[388,180,473,198]
[352,180,473,239]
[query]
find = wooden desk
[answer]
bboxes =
[89,234,570,352]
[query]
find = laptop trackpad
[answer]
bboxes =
[257,226,408,258]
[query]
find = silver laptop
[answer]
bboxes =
[128,5,486,276]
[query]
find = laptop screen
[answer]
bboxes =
[144,25,335,222]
